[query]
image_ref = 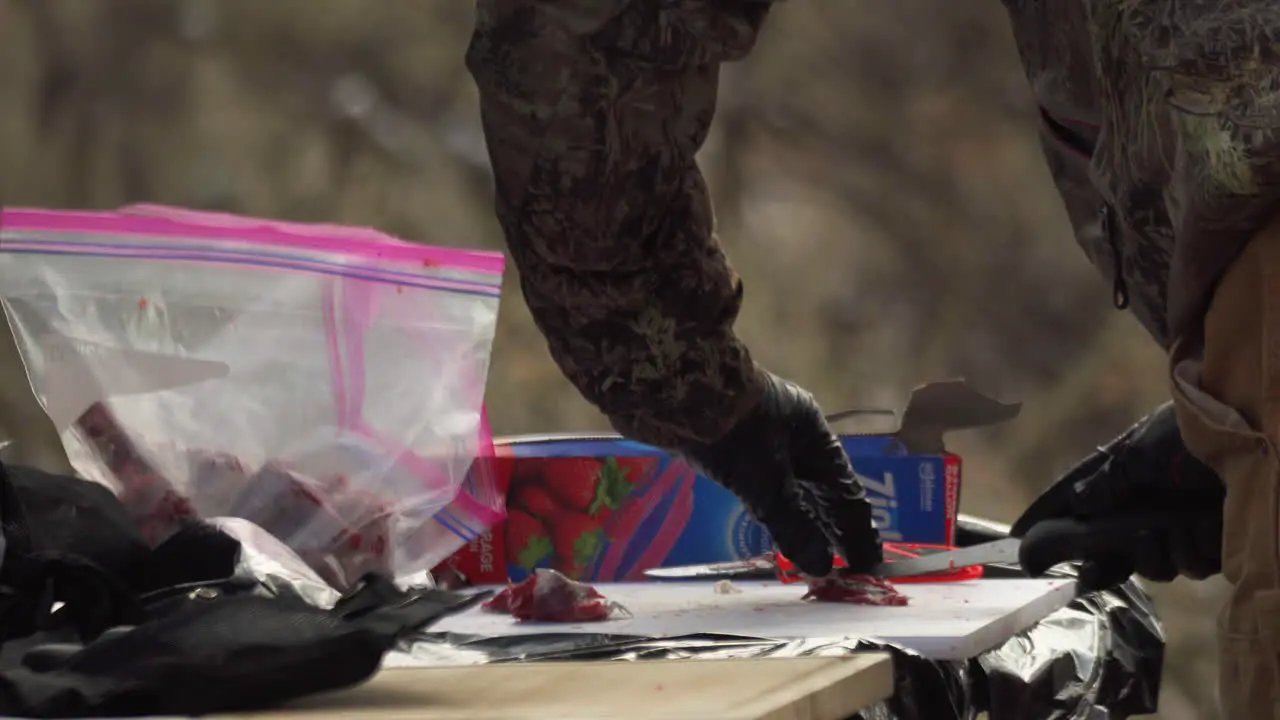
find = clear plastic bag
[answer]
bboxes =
[0,205,507,589]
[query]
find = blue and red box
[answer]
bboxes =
[434,379,1019,585]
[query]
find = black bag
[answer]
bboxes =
[0,463,483,717]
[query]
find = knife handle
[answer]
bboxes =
[1017,514,1160,577]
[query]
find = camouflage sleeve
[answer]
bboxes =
[465,1,774,449]
[1095,2,1280,335]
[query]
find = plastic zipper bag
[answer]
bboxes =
[0,206,506,589]
[113,205,510,581]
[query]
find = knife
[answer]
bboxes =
[643,539,1019,581]
[644,515,1155,581]
[643,555,782,581]
[872,536,1021,578]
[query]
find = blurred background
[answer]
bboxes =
[0,1,1226,717]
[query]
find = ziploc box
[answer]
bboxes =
[433,380,1019,586]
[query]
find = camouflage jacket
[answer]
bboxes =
[467,0,1280,450]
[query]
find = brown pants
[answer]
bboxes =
[1172,218,1280,719]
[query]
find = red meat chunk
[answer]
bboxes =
[76,402,197,545]
[482,568,623,622]
[804,574,910,607]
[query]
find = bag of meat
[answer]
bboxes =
[0,206,508,590]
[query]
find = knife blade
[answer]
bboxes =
[642,556,778,581]
[644,514,1158,582]
[868,537,1021,578]
[643,540,1019,582]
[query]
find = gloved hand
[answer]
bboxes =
[1010,401,1225,592]
[681,372,884,576]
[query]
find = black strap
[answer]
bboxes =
[336,572,490,644]
[0,576,483,717]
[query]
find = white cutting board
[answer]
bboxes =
[431,578,1077,661]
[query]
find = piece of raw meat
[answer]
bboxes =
[482,568,625,622]
[803,574,910,607]
[713,579,742,595]
[76,402,198,545]
[187,449,251,517]
[227,461,393,590]
[72,404,395,591]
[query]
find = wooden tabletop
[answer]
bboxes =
[219,653,895,720]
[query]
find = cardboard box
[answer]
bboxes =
[435,380,1019,585]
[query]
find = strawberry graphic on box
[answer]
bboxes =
[536,457,638,517]
[585,457,656,524]
[500,456,645,580]
[550,515,604,577]
[433,447,752,586]
[537,459,599,513]
[504,509,552,573]
[512,481,562,521]
[592,460,698,581]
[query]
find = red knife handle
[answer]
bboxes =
[773,554,844,584]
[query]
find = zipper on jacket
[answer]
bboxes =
[1099,203,1129,310]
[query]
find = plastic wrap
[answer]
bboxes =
[398,514,1164,719]
[0,206,507,589]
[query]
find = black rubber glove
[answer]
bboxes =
[681,372,884,576]
[1010,401,1224,592]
